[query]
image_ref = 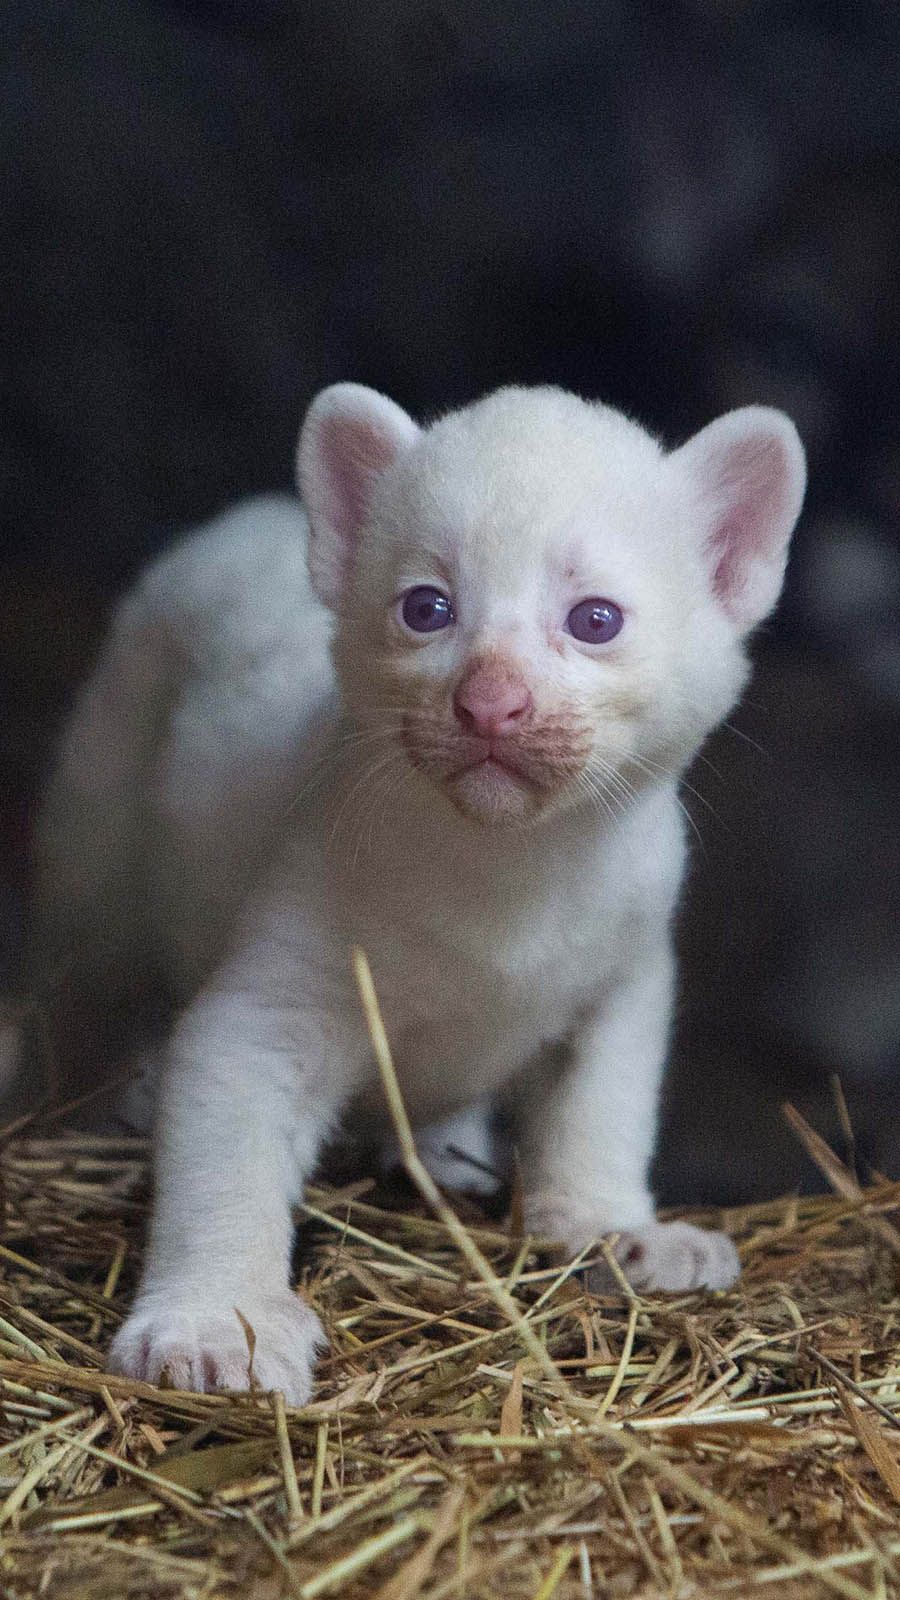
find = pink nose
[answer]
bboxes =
[453,661,534,739]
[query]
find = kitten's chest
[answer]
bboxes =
[353,916,618,1119]
[355,854,635,1049]
[329,782,681,1109]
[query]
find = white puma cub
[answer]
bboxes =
[33,384,805,1402]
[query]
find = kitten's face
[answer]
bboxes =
[301,385,805,828]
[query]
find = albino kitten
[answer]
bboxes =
[35,384,805,1404]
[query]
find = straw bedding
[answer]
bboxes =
[1,1097,899,1598]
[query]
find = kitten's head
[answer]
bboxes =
[297,384,805,826]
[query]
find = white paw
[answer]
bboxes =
[382,1100,504,1196]
[418,1141,501,1196]
[108,1288,325,1405]
[591,1220,740,1294]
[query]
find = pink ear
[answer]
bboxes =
[297,383,419,608]
[674,407,806,632]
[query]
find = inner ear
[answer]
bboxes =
[674,406,806,633]
[297,383,419,610]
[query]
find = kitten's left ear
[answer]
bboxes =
[673,406,806,632]
[297,383,420,609]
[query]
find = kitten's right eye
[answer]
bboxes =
[399,586,455,634]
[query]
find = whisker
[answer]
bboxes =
[353,759,412,869]
[600,743,727,836]
[690,749,728,785]
[721,720,771,759]
[327,749,404,853]
[575,769,622,829]
[592,748,707,852]
[282,718,414,821]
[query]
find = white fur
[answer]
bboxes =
[33,386,805,1404]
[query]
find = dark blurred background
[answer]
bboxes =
[2,0,899,1200]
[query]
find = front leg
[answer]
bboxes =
[109,975,363,1404]
[518,942,739,1293]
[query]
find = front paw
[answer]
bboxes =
[108,1288,325,1406]
[588,1220,740,1294]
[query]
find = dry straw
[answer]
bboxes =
[0,956,899,1597]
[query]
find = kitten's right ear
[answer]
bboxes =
[297,383,419,609]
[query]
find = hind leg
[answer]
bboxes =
[381,1097,506,1196]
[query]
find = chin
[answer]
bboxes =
[446,762,546,825]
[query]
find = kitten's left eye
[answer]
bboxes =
[565,597,624,644]
[399,585,455,634]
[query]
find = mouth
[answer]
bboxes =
[446,755,536,822]
[400,714,591,823]
[449,748,526,781]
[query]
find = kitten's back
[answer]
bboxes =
[22,494,334,1119]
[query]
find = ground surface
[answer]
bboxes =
[0,1129,899,1600]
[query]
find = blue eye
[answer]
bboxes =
[400,586,455,634]
[566,598,624,644]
